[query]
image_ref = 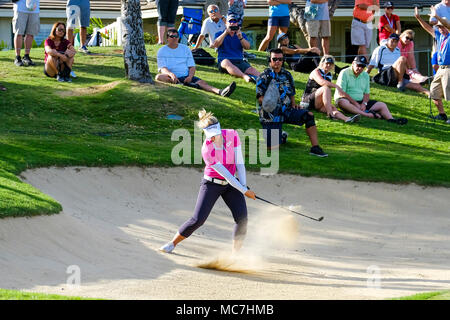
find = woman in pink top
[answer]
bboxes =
[44,21,76,82]
[160,109,256,254]
[398,29,429,83]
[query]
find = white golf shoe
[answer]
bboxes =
[159,242,175,253]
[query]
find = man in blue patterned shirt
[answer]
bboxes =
[256,48,328,157]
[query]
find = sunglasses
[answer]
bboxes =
[271,57,284,62]
[356,63,366,68]
[209,8,219,13]
[168,34,179,38]
[57,28,65,32]
[405,37,413,41]
[228,20,238,24]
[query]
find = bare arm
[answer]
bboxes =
[415,7,435,37]
[213,29,229,48]
[366,65,374,74]
[237,30,250,50]
[396,20,401,34]
[430,5,450,30]
[310,69,338,88]
[45,45,69,62]
[194,34,205,49]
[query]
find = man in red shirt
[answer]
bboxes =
[351,0,380,58]
[378,2,401,44]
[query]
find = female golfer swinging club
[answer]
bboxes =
[160,109,256,253]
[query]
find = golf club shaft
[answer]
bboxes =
[255,196,323,222]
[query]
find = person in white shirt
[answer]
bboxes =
[156,29,236,97]
[429,0,450,27]
[194,4,226,49]
[12,0,40,67]
[367,33,429,95]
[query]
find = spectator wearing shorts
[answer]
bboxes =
[416,7,450,123]
[301,55,361,123]
[12,0,40,67]
[378,2,401,45]
[66,0,91,53]
[44,21,76,83]
[256,48,328,157]
[258,0,292,52]
[194,4,226,49]
[214,15,261,83]
[156,29,236,97]
[304,0,331,55]
[352,0,379,59]
[156,0,179,45]
[335,55,408,124]
[228,0,247,26]
[367,33,429,95]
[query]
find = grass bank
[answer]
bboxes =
[0,45,449,218]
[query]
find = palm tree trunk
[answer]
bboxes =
[121,0,153,83]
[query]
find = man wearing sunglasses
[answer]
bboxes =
[156,29,236,97]
[194,5,226,49]
[335,56,408,124]
[213,15,261,83]
[256,48,328,157]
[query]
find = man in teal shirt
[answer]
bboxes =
[334,56,408,124]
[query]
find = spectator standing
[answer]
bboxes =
[214,15,261,83]
[194,4,226,49]
[416,7,450,123]
[277,32,321,73]
[12,0,40,67]
[44,21,76,82]
[304,0,331,55]
[156,0,179,45]
[397,30,429,83]
[256,49,328,157]
[429,0,450,26]
[228,0,247,26]
[352,0,379,58]
[367,33,429,95]
[258,0,292,52]
[335,56,408,124]
[378,1,401,45]
[156,29,236,97]
[66,0,91,53]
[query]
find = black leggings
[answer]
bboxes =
[156,0,179,27]
[179,179,248,241]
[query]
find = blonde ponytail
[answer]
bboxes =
[197,109,218,129]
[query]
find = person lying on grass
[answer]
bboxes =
[156,28,236,97]
[335,55,408,125]
[44,21,76,83]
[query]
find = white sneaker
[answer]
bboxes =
[159,242,175,253]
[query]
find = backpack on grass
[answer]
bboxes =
[191,48,216,66]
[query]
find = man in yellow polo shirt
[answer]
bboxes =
[334,55,408,124]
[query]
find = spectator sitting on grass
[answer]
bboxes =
[156,29,236,97]
[335,55,408,125]
[213,15,261,83]
[277,32,320,74]
[301,55,361,123]
[397,30,429,83]
[44,21,76,83]
[367,33,430,96]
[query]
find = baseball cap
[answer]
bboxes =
[277,33,288,43]
[388,33,400,40]
[384,1,394,8]
[354,55,368,66]
[227,14,238,22]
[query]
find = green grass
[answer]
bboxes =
[0,45,449,219]
[392,290,450,300]
[0,288,98,300]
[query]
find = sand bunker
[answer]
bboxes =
[0,166,449,300]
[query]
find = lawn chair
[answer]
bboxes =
[177,7,203,46]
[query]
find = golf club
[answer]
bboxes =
[255,195,324,222]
